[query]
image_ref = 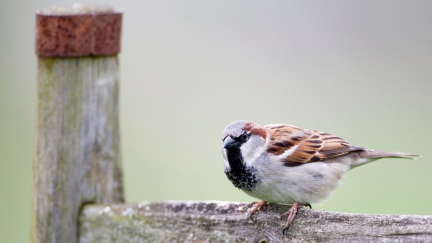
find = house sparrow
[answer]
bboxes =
[221,120,419,233]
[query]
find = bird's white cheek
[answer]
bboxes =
[240,137,266,167]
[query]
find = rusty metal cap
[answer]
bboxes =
[36,4,122,57]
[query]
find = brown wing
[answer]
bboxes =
[265,124,364,166]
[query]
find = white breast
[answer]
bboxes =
[246,158,351,204]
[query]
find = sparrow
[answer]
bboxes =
[221,120,419,233]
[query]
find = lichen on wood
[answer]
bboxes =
[79,201,432,243]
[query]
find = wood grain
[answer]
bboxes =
[80,201,432,242]
[31,56,124,243]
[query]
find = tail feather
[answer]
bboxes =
[350,150,420,168]
[363,150,421,160]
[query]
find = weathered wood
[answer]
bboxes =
[79,201,432,243]
[31,5,124,243]
[31,56,124,242]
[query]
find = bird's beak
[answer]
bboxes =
[223,136,235,149]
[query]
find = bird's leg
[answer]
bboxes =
[250,201,267,213]
[248,201,267,221]
[280,202,304,234]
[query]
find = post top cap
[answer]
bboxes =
[35,4,122,57]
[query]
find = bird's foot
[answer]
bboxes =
[280,202,307,234]
[248,201,267,221]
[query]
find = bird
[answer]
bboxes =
[221,120,419,233]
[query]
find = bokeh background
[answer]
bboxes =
[1,1,432,242]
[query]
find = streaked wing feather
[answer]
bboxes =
[265,125,364,165]
[265,124,310,156]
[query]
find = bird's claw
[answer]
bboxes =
[280,202,306,234]
[248,201,267,222]
[248,201,310,234]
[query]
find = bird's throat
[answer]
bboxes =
[225,147,260,191]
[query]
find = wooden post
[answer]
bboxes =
[31,5,124,243]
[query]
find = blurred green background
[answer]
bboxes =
[1,1,432,242]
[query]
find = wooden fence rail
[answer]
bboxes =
[31,4,432,243]
[79,201,432,242]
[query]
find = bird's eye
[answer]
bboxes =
[239,133,249,142]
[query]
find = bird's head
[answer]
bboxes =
[221,120,267,168]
